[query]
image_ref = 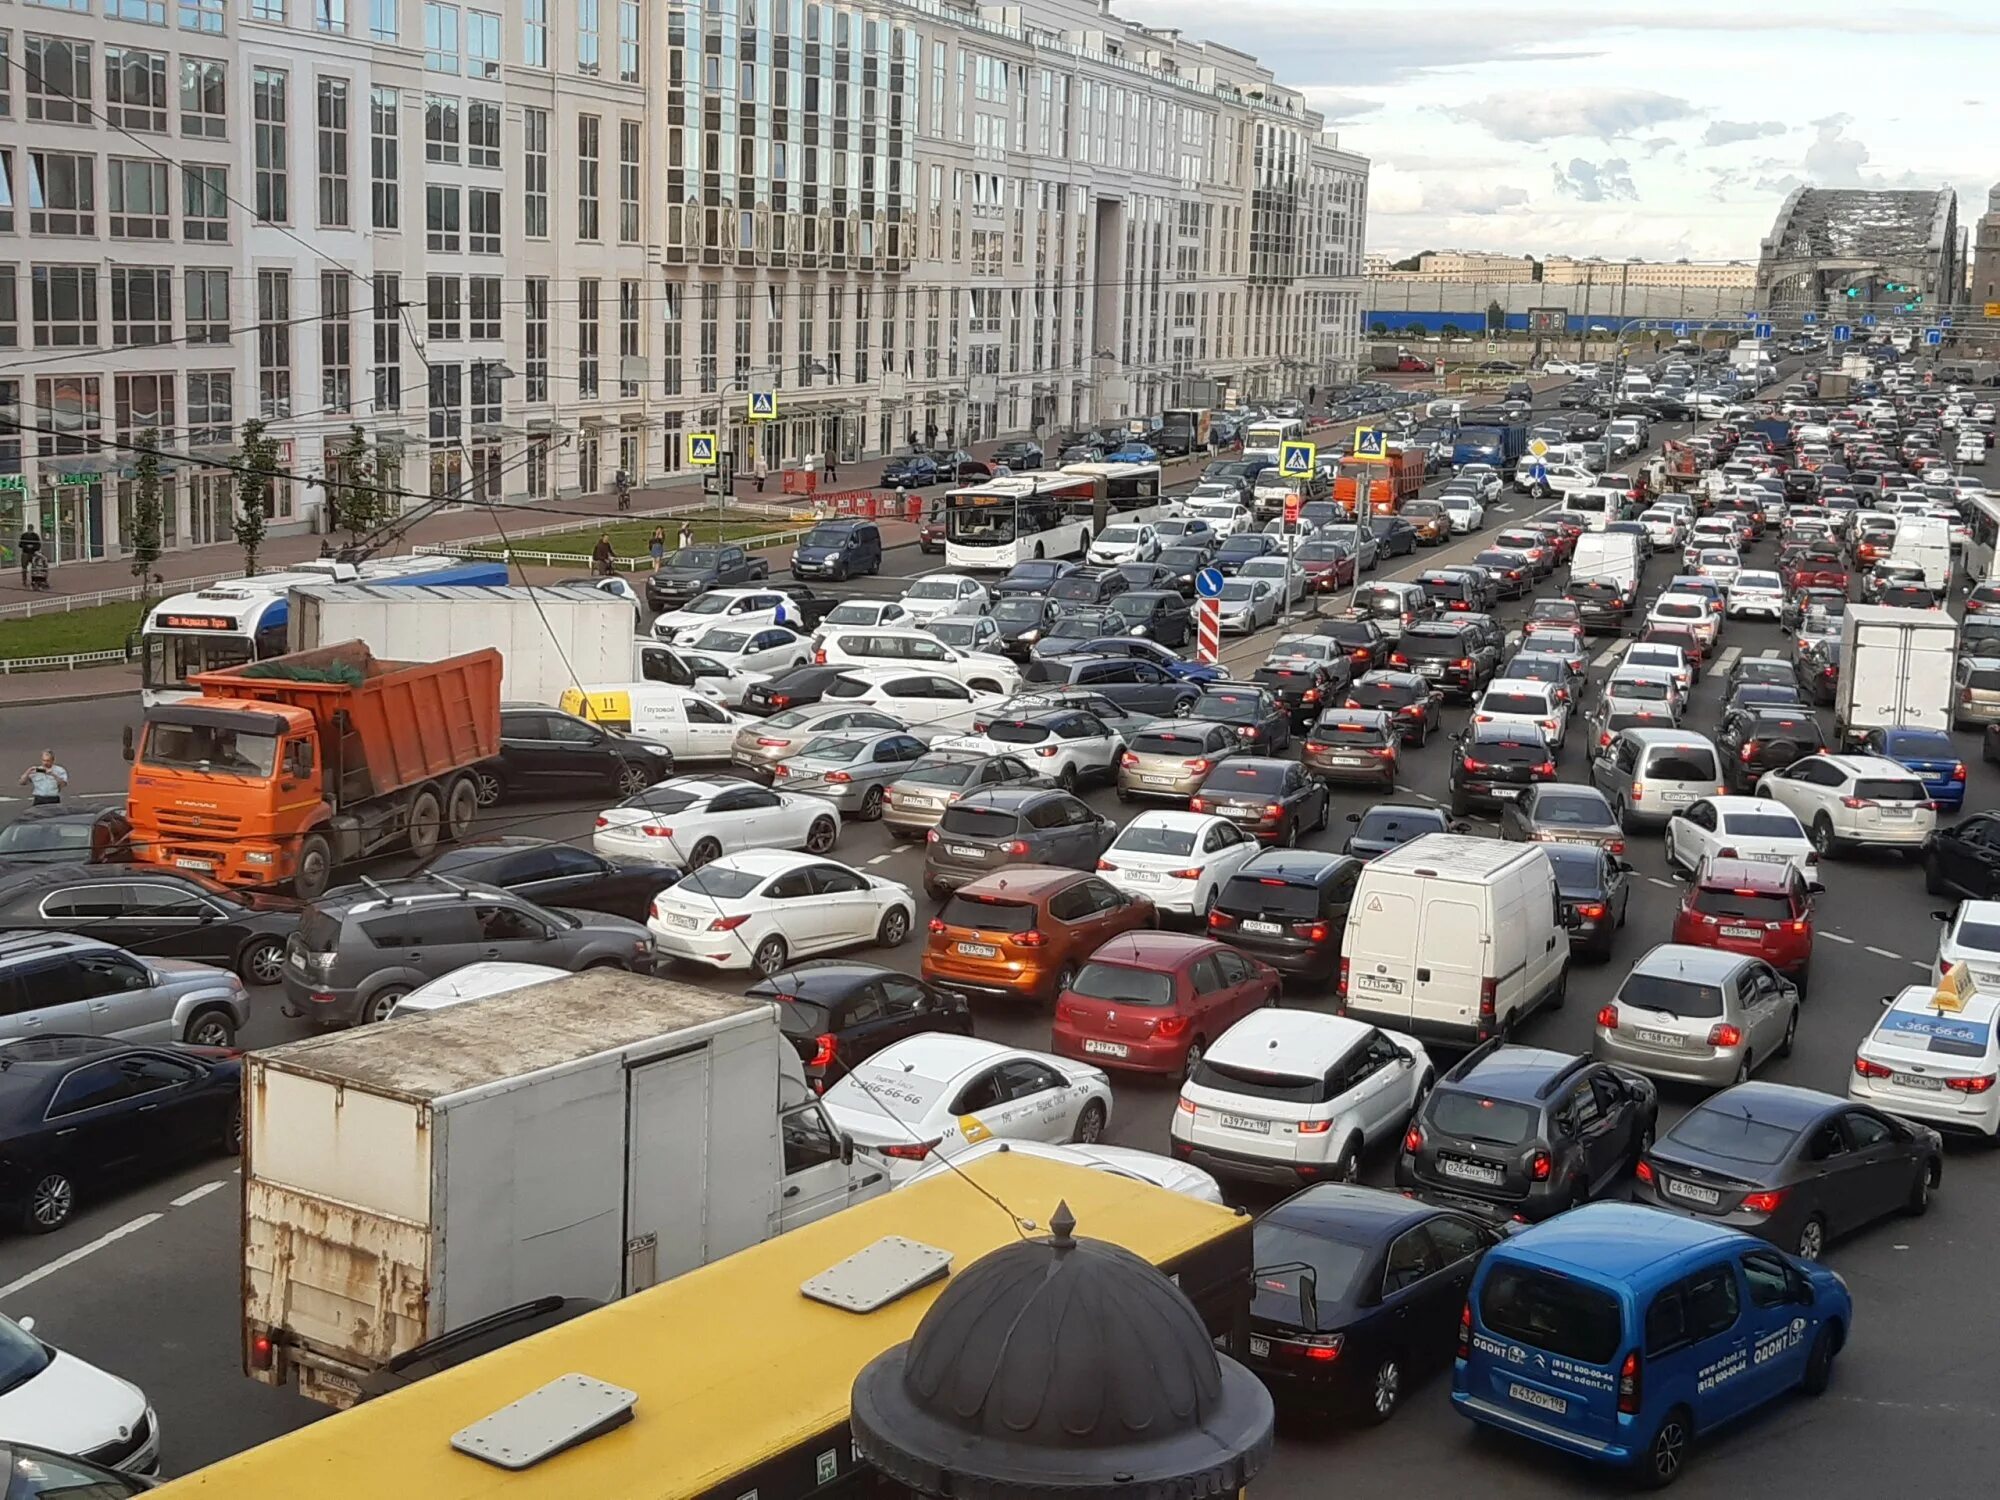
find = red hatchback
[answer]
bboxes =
[1669,856,1820,989]
[1051,931,1279,1078]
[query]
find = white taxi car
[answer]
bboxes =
[1755,753,1936,858]
[1933,900,2000,984]
[1095,811,1263,921]
[1850,979,2000,1139]
[822,1035,1113,1182]
[645,849,913,975]
[682,623,811,678]
[1169,1011,1432,1186]
[1474,678,1570,751]
[1663,794,1819,881]
[651,588,804,645]
[897,573,992,624]
[595,777,843,868]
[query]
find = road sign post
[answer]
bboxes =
[1194,598,1221,665]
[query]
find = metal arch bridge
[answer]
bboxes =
[1755,186,1962,309]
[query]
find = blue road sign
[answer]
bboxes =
[1754,322,1774,341]
[1195,567,1226,600]
[1832,325,1852,343]
[1802,313,1818,325]
[1926,328,1944,346]
[1747,311,1765,322]
[1528,464,1548,489]
[1940,315,1954,328]
[1673,322,1689,337]
[1863,313,1877,326]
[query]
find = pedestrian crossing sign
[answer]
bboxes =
[1278,440,1317,478]
[687,432,718,467]
[1352,428,1386,459]
[748,391,777,420]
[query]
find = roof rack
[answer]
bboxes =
[1441,1036,1505,1085]
[1532,1053,1593,1101]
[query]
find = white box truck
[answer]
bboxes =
[242,971,890,1408]
[1835,603,1959,746]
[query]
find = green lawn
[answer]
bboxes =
[0,600,145,662]
[519,511,795,561]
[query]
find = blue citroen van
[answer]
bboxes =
[1453,1202,1851,1488]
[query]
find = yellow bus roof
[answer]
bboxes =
[161,1154,1246,1499]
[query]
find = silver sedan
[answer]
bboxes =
[770,728,930,820]
[1217,578,1279,633]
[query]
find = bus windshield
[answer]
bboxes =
[141,632,256,693]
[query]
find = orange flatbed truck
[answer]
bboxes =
[125,642,502,899]
[1333,450,1425,516]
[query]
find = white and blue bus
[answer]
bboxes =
[139,555,508,704]
[942,465,1167,571]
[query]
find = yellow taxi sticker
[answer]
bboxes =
[958,1114,993,1145]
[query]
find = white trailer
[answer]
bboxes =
[1835,603,1959,746]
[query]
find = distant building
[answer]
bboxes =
[1972,184,2000,308]
[1541,258,1757,290]
[1415,250,1539,283]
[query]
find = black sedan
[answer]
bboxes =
[0,864,300,986]
[476,705,677,805]
[1245,1184,1500,1422]
[1156,546,1214,596]
[1369,516,1421,557]
[1447,723,1557,816]
[1634,1083,1941,1262]
[1343,804,1452,859]
[1314,618,1390,675]
[1541,842,1630,962]
[989,439,1044,471]
[1253,657,1351,728]
[1921,811,2000,899]
[1471,548,1533,600]
[0,1035,242,1233]
[989,596,1061,658]
[410,837,681,922]
[1726,655,1803,698]
[1212,534,1280,576]
[1346,670,1443,745]
[993,559,1079,598]
[1190,685,1292,754]
[0,805,131,871]
[880,451,942,488]
[740,665,860,717]
[1189,757,1330,845]
[746,961,974,1093]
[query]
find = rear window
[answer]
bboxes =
[674,866,763,901]
[1317,622,1375,647]
[1218,876,1322,919]
[1354,588,1412,616]
[937,894,1036,932]
[1570,581,1622,600]
[986,721,1055,745]
[1430,1091,1537,1146]
[1399,634,1468,661]
[939,805,1022,838]
[1253,1221,1369,1312]
[1664,1104,1798,1166]
[1070,963,1175,1006]
[1468,738,1548,765]
[1349,680,1415,708]
[1643,748,1720,781]
[1131,730,1211,757]
[1479,1265,1624,1366]
[1483,692,1549,716]
[1967,669,2000,691]
[1215,762,1289,793]
[1747,715,1824,745]
[1619,972,1726,1018]
[1855,778,1926,803]
[298,908,343,950]
[1191,1057,1325,1104]
[1610,676,1672,702]
[1195,692,1263,722]
[1535,793,1610,826]
[1112,824,1196,857]
[899,760,979,788]
[1694,887,1794,920]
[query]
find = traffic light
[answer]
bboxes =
[1844,287,1862,298]
[1885,282,1906,293]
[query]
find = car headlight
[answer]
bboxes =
[639,743,672,757]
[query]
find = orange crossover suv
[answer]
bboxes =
[921,866,1156,1006]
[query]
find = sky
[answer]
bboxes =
[1121,1,1997,262]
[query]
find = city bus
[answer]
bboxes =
[1059,460,1166,513]
[1243,417,1306,463]
[155,1154,1251,1500]
[941,471,1101,570]
[138,555,507,705]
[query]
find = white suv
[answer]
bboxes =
[1755,753,1936,858]
[1170,1011,1432,1185]
[815,628,1021,695]
[1474,678,1570,751]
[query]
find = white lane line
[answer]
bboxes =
[866,853,896,866]
[1759,648,1781,659]
[1824,933,1855,944]
[0,1214,163,1302]
[170,1181,225,1208]
[1913,960,1934,972]
[1647,876,1676,889]
[1592,643,1626,668]
[1714,647,1740,671]
[1866,946,1902,960]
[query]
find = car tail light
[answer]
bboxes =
[1210,909,1237,930]
[1618,1352,1642,1415]
[1189,796,1209,813]
[1634,1159,1655,1185]
[825,770,852,783]
[1168,868,1202,880]
[773,764,791,777]
[1579,902,1607,921]
[1155,1013,1191,1039]
[1739,1189,1785,1214]
[1597,1003,1619,1028]
[1477,977,1498,1034]
[1055,1001,1076,1021]
[813,649,828,664]
[1296,1117,1333,1135]
[1338,956,1351,998]
[757,737,790,748]
[1528,1150,1553,1182]
[1390,652,1408,666]
[1954,763,1968,781]
[926,828,940,843]
[1462,757,1488,773]
[249,1333,275,1371]
[594,816,610,828]
[1008,929,1046,948]
[1004,840,1030,856]
[704,914,750,933]
[770,694,792,709]
[810,1033,838,1068]
[1351,647,1372,662]
[1629,782,1646,803]
[1707,1022,1744,1047]
[1291,921,1330,942]
[1305,741,1328,755]
[1535,760,1556,777]
[1036,746,1061,758]
[1946,1074,1997,1094]
[1404,1123,1424,1155]
[1120,751,1139,767]
[1095,859,1117,872]
[1263,803,1284,820]
[1456,1302,1471,1361]
[1177,1096,1197,1114]
[1840,796,1875,809]
[1599,730,1612,748]
[641,824,674,839]
[881,1138,942,1161]
[927,917,947,934]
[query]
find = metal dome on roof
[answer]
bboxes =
[850,1202,1273,1500]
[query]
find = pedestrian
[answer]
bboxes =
[679,519,695,550]
[908,429,921,451]
[18,751,66,807]
[754,457,769,493]
[591,532,615,576]
[825,454,839,485]
[648,526,667,566]
[16,527,40,587]
[925,422,938,448]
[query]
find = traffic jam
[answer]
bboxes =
[6,345,2000,1492]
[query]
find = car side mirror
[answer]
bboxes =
[839,1131,856,1165]
[15,1318,32,1335]
[1932,909,1952,922]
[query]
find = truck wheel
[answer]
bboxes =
[443,777,480,842]
[294,835,333,902]
[406,788,443,862]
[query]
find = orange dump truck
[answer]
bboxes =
[126,642,501,899]
[1333,450,1426,516]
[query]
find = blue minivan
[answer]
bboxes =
[1453,1202,1851,1488]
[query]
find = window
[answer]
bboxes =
[426,273,461,340]
[371,273,401,411]
[114,375,175,441]
[427,363,463,482]
[317,77,350,228]
[1842,1110,1895,1149]
[315,0,347,31]
[467,186,499,253]
[32,267,99,348]
[370,87,399,229]
[577,114,600,239]
[180,0,225,33]
[424,2,459,72]
[252,0,284,20]
[618,119,640,243]
[370,0,398,41]
[618,280,638,397]
[34,375,101,457]
[108,158,170,239]
[467,9,499,76]
[577,0,600,72]
[106,48,169,133]
[319,270,352,412]
[660,285,680,395]
[523,277,548,402]
[111,267,171,346]
[781,1105,840,1172]
[27,37,91,125]
[467,98,500,168]
[469,359,502,423]
[577,278,600,398]
[253,68,289,224]
[426,183,460,250]
[185,269,229,343]
[424,94,460,163]
[256,269,292,417]
[1683,1265,1741,1342]
[186,370,231,444]
[1740,1251,1794,1310]
[617,0,638,81]
[523,0,547,66]
[522,107,549,236]
[467,274,499,340]
[180,58,226,138]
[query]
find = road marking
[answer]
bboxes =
[1824,933,1855,944]
[0,1214,163,1302]
[1592,642,1627,668]
[866,853,896,866]
[1759,648,1781,659]
[1866,946,1901,960]
[1647,876,1676,889]
[1913,960,1934,972]
[171,1181,225,1208]
[1714,647,1740,671]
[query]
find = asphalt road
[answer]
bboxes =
[12,374,2000,1491]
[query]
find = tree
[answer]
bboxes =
[1486,301,1507,335]
[1439,322,1463,339]
[1369,321,1390,336]
[327,424,386,550]
[127,429,163,599]
[235,418,279,576]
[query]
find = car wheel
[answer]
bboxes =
[22,1170,74,1234]
[185,1007,237,1048]
[860,785,885,821]
[1282,818,1299,849]
[1364,1354,1403,1424]
[1801,1325,1840,1396]
[363,986,408,1025]
[805,817,837,854]
[1199,887,1218,926]
[1906,1159,1937,1216]
[1181,1037,1206,1083]
[1796,1214,1827,1261]
[237,936,286,987]
[876,907,911,948]
[1733,1052,1753,1084]
[1811,814,1842,859]
[1779,1007,1798,1058]
[1638,1408,1693,1490]
[1332,1136,1363,1183]
[1071,1100,1107,1144]
[752,935,789,977]
[221,1099,244,1155]
[472,768,505,807]
[1116,785,1133,804]
[689,837,723,869]
[615,760,652,798]
[1056,765,1078,794]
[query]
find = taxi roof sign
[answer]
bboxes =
[686,432,718,467]
[1930,961,1976,1014]
[1278,440,1317,478]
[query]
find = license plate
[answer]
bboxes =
[956,942,998,958]
[1083,1039,1129,1058]
[1880,807,1914,819]
[1635,1028,1686,1048]
[1509,1383,1568,1416]
[1143,775,1172,785]
[1335,755,1372,765]
[1243,920,1283,935]
[174,856,215,871]
[1894,1071,1943,1091]
[1664,1178,1722,1206]
[1745,852,1788,864]
[1250,1336,1271,1359]
[1420,662,1444,675]
[1358,973,1404,994]
[947,845,985,858]
[1220,1113,1270,1133]
[1721,926,1761,939]
[668,913,700,930]
[1440,1158,1504,1185]
[1492,787,1522,799]
[1128,871,1160,883]
[1663,791,1695,802]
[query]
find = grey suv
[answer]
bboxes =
[920,787,1116,899]
[281,877,657,1029]
[0,932,248,1047]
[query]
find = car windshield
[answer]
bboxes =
[1664,1104,1799,1166]
[801,529,853,549]
[906,579,962,601]
[1621,972,1727,1018]
[927,621,985,648]
[1479,1266,1622,1366]
[826,603,886,625]
[142,720,280,778]
[795,736,863,762]
[937,893,1036,931]
[1112,823,1198,856]
[1049,615,1110,638]
[1100,527,1144,544]
[668,549,722,568]
[1535,793,1609,826]
[674,866,763,901]
[0,819,92,855]
[0,1318,52,1398]
[1252,1222,1370,1317]
[1048,579,1103,603]
[1642,748,1719,780]
[1109,595,1157,622]
[1354,808,1441,841]
[1070,962,1175,1006]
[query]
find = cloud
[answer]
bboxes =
[1803,118,1870,182]
[1447,89,1697,142]
[1300,88,1385,124]
[1550,157,1639,202]
[1702,119,1786,147]
[1640,137,1675,157]
[1422,180,1532,215]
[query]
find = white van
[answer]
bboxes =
[1339,834,1569,1046]
[558,681,744,759]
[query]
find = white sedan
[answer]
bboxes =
[1086,523,1162,565]
[818,667,1003,737]
[1725,570,1786,620]
[682,623,811,677]
[646,849,913,975]
[898,1137,1222,1204]
[1439,491,1486,533]
[822,1034,1113,1182]
[1095,811,1262,921]
[0,1313,158,1475]
[1934,899,2000,985]
[898,573,991,623]
[1663,794,1819,881]
[1456,464,1504,502]
[1236,557,1308,607]
[595,777,843,867]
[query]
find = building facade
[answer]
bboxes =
[1971,184,2000,307]
[0,0,1367,564]
[1541,257,1755,291]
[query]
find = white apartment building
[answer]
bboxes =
[0,0,1367,564]
[1541,257,1756,291]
